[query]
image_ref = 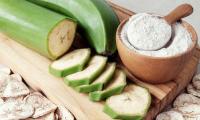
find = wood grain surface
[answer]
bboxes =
[0,1,199,120]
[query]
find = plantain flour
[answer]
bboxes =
[121,13,193,57]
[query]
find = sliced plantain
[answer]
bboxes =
[175,104,200,118]
[65,55,107,87]
[75,63,116,93]
[192,74,200,90]
[187,84,200,98]
[184,116,200,120]
[24,92,57,118]
[103,84,151,120]
[156,110,184,120]
[50,48,91,77]
[0,101,34,120]
[4,96,24,103]
[27,112,55,120]
[0,74,9,97]
[2,76,30,98]
[173,93,200,108]
[10,73,22,82]
[56,106,75,120]
[89,69,126,102]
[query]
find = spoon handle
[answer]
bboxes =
[164,4,193,25]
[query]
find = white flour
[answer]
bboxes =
[121,13,193,57]
[127,13,172,50]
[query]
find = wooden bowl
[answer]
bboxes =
[116,18,198,84]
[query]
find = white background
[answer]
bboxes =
[110,0,200,44]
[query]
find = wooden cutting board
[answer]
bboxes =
[0,1,199,120]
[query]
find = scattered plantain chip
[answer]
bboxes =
[2,77,30,98]
[56,106,74,120]
[0,101,34,120]
[24,92,57,118]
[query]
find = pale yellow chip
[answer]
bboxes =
[0,74,10,97]
[192,74,200,90]
[11,73,22,82]
[2,77,30,98]
[56,106,74,120]
[0,101,34,119]
[173,93,200,108]
[4,96,24,103]
[187,84,200,98]
[24,92,57,118]
[156,110,184,120]
[27,112,55,120]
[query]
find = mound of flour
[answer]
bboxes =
[127,13,172,50]
[121,13,193,57]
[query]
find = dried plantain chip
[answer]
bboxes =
[2,77,30,98]
[187,84,200,98]
[24,92,57,118]
[176,104,200,118]
[192,74,200,90]
[173,93,200,108]
[4,96,24,103]
[27,112,56,120]
[0,74,10,97]
[10,73,22,82]
[56,106,74,120]
[0,101,34,120]
[156,110,184,120]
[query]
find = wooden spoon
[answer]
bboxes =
[164,4,193,25]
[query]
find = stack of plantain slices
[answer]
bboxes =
[50,48,152,120]
[156,74,200,120]
[0,64,75,120]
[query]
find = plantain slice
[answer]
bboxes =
[89,69,126,102]
[156,110,184,120]
[175,104,200,119]
[65,55,107,87]
[173,93,200,108]
[187,84,200,98]
[24,92,57,118]
[0,73,10,97]
[10,73,22,82]
[0,101,34,120]
[2,76,30,98]
[103,84,151,120]
[50,48,91,77]
[27,112,56,120]
[4,96,24,103]
[192,74,200,90]
[75,63,116,93]
[56,106,75,120]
